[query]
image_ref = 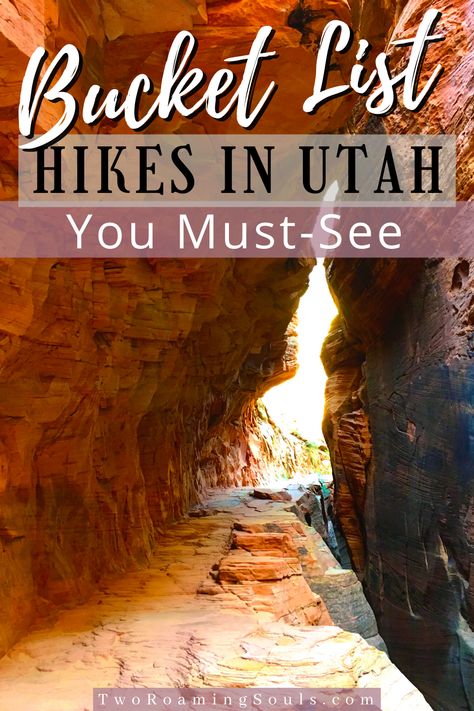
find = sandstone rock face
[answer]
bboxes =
[324,258,474,710]
[321,315,368,574]
[321,1,474,708]
[0,0,362,659]
[197,400,319,490]
[0,257,314,658]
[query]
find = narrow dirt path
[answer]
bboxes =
[0,488,431,711]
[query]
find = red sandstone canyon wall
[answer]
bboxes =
[0,0,363,655]
[322,1,473,708]
[0,256,314,657]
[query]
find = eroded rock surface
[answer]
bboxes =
[0,257,313,657]
[246,484,384,650]
[325,259,474,711]
[0,0,369,658]
[321,0,474,708]
[0,489,431,711]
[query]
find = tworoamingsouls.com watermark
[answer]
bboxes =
[93,688,382,711]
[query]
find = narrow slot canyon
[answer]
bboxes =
[0,0,473,710]
[1,254,473,711]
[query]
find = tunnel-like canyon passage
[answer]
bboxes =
[0,0,473,710]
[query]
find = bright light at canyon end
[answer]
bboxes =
[263,262,338,442]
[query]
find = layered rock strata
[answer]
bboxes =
[248,485,385,651]
[0,0,367,658]
[321,0,474,707]
[0,257,313,658]
[0,488,432,711]
[323,259,474,711]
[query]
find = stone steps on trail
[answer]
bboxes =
[0,484,431,711]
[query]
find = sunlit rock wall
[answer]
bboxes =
[0,256,314,657]
[0,0,365,656]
